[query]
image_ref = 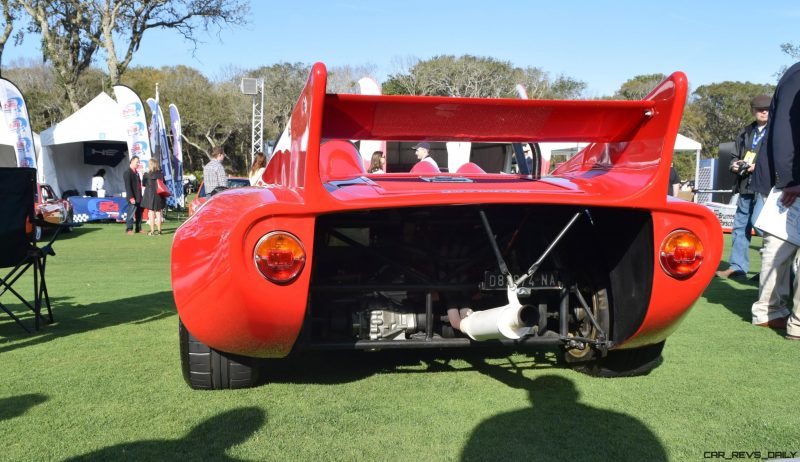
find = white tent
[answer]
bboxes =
[39,92,129,196]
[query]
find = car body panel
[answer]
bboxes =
[172,63,722,359]
[35,183,71,225]
[187,177,251,215]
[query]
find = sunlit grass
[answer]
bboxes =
[0,228,797,461]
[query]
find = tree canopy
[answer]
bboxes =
[383,55,586,99]
[11,0,247,110]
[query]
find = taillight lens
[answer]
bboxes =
[660,229,704,279]
[254,231,306,284]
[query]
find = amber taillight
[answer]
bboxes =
[660,230,704,279]
[254,231,306,284]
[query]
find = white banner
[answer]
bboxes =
[169,104,184,207]
[112,85,152,176]
[0,77,37,168]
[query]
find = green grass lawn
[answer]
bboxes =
[1,226,798,461]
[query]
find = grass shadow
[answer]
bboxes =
[702,276,789,337]
[63,407,266,461]
[0,291,175,354]
[702,276,759,323]
[262,346,564,386]
[42,225,101,241]
[0,393,47,422]
[459,361,667,461]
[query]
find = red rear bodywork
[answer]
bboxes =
[172,63,721,358]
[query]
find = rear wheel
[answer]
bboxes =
[179,319,263,389]
[574,341,665,378]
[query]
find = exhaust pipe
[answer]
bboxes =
[459,287,539,341]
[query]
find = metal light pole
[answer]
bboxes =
[240,77,264,168]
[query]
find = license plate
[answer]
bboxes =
[480,270,561,290]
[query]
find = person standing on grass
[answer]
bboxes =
[123,156,143,235]
[203,146,228,195]
[749,63,799,337]
[141,158,166,235]
[716,95,771,279]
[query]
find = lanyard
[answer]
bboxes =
[752,128,766,149]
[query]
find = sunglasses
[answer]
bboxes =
[754,107,769,112]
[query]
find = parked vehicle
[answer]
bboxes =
[183,174,198,196]
[34,183,72,240]
[172,63,723,389]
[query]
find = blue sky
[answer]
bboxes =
[4,0,799,96]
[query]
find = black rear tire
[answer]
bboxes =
[574,341,665,378]
[179,319,263,389]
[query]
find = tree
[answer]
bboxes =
[16,1,101,111]
[247,62,310,140]
[384,55,518,98]
[681,81,775,158]
[16,0,248,111]
[91,0,248,85]
[327,63,378,94]
[513,67,586,100]
[614,74,668,100]
[777,42,800,77]
[383,55,585,99]
[0,0,22,74]
[122,64,249,174]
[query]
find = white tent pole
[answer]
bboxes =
[694,147,700,203]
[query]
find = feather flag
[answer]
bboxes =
[113,85,152,177]
[0,77,37,168]
[146,94,178,207]
[169,104,184,208]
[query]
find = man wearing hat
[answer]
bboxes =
[412,142,439,169]
[716,94,771,279]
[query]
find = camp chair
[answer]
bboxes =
[0,167,74,332]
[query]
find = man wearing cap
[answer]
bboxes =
[412,142,439,169]
[750,63,800,335]
[716,94,771,279]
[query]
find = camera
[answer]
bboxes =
[736,161,751,177]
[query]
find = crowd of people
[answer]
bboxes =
[715,65,800,341]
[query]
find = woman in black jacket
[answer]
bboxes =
[141,158,167,235]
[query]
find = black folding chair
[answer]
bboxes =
[0,167,75,332]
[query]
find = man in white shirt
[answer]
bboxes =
[412,142,438,169]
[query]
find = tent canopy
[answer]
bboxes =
[39,93,130,197]
[674,133,701,152]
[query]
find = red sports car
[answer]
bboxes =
[34,183,72,240]
[172,63,722,389]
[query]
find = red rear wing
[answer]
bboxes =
[322,94,654,143]
[269,62,688,206]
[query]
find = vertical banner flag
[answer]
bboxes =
[0,77,37,168]
[169,104,184,208]
[113,85,152,179]
[146,95,178,207]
